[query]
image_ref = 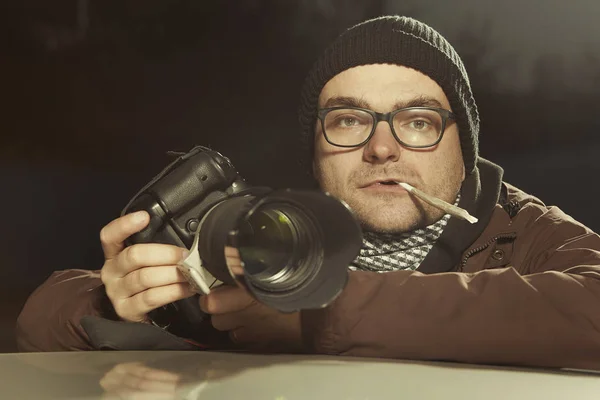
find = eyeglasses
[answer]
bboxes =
[316,106,456,148]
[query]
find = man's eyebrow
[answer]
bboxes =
[321,95,444,110]
[395,96,444,109]
[322,96,371,109]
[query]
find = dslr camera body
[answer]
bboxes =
[122,145,362,340]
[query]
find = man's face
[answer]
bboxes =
[313,64,465,234]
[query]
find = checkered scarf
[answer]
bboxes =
[349,195,459,273]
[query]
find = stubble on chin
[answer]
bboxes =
[316,168,426,234]
[343,191,428,234]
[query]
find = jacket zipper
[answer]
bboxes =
[459,232,517,271]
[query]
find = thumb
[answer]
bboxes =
[100,211,150,260]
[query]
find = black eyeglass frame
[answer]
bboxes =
[316,106,457,149]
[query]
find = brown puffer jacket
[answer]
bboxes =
[15,159,600,370]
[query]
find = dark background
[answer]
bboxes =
[2,0,600,352]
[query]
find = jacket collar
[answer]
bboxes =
[417,157,505,274]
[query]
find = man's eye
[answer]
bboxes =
[325,111,370,131]
[333,115,367,128]
[340,117,358,127]
[409,120,430,130]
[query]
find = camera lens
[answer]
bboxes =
[237,209,295,277]
[236,205,318,292]
[198,189,362,312]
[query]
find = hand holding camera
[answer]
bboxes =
[199,247,304,351]
[99,146,362,346]
[99,210,195,324]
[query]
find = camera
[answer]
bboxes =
[121,145,362,340]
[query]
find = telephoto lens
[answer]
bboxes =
[198,189,363,312]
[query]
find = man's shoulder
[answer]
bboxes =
[503,181,546,209]
[501,181,594,235]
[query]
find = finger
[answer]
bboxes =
[110,362,180,383]
[113,266,188,299]
[224,246,242,268]
[123,375,178,393]
[224,246,241,260]
[224,246,244,277]
[100,211,150,260]
[113,244,188,278]
[129,366,180,384]
[99,373,124,392]
[225,256,243,269]
[210,312,246,332]
[228,322,302,353]
[210,302,275,332]
[113,283,196,323]
[229,329,241,344]
[200,285,255,314]
[229,327,259,345]
[99,363,179,397]
[227,326,274,349]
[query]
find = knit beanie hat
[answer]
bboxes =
[298,15,480,175]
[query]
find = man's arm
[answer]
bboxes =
[16,269,112,351]
[301,207,600,370]
[16,211,198,352]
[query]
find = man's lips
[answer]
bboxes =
[359,179,412,191]
[359,179,408,188]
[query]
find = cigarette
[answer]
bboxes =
[397,182,478,224]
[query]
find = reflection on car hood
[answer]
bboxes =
[1,350,600,399]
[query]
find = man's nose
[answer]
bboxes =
[363,121,401,163]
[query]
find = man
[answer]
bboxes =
[16,16,600,369]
